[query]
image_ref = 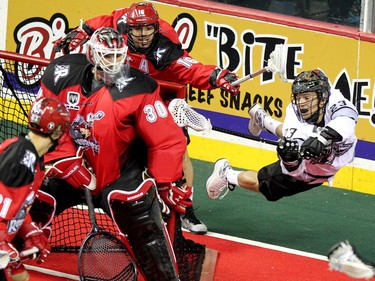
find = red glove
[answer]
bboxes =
[0,241,19,269]
[157,183,193,214]
[17,223,50,264]
[209,67,240,96]
[45,147,96,190]
[157,194,171,217]
[0,224,19,269]
[53,23,93,54]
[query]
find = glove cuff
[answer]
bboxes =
[18,223,42,239]
[82,22,94,36]
[208,67,222,87]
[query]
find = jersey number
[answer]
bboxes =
[144,101,168,123]
[0,195,12,218]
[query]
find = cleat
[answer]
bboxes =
[181,207,207,234]
[248,104,268,136]
[206,159,235,200]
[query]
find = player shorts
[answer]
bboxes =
[257,160,321,201]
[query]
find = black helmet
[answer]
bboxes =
[291,69,331,125]
[292,69,330,98]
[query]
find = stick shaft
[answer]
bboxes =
[84,187,98,227]
[20,246,39,258]
[231,68,268,86]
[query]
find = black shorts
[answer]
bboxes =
[257,160,321,201]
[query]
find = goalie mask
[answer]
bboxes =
[125,2,160,54]
[291,69,330,125]
[29,97,70,141]
[87,27,128,79]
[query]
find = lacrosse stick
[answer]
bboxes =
[231,44,288,86]
[328,240,375,279]
[168,98,212,132]
[78,187,137,281]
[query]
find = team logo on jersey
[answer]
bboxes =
[70,113,103,153]
[54,64,70,85]
[155,47,168,63]
[115,77,135,92]
[66,91,80,110]
[20,150,37,173]
[8,191,35,234]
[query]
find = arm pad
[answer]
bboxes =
[45,148,96,190]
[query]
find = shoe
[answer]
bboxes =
[10,262,29,281]
[248,104,267,136]
[181,207,207,234]
[206,158,235,200]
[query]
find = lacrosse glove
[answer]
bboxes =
[53,23,94,54]
[277,137,301,171]
[157,182,193,214]
[18,222,51,264]
[209,67,240,96]
[300,126,342,160]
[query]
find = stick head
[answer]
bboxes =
[78,231,137,281]
[266,44,288,82]
[168,99,212,132]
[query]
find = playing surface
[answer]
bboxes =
[22,159,375,280]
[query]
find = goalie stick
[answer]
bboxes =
[328,240,375,279]
[231,44,288,86]
[78,187,137,281]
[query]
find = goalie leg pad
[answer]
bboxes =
[107,179,179,281]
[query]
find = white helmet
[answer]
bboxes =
[87,27,128,75]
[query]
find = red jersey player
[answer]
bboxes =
[54,2,240,95]
[0,97,70,281]
[39,27,188,280]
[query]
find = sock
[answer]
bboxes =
[226,169,241,186]
[264,115,282,135]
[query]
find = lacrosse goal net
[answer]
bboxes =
[0,50,205,281]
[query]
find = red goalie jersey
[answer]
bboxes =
[40,53,186,193]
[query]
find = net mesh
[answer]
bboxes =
[0,51,206,281]
[0,52,45,141]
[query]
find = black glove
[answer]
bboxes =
[277,137,301,170]
[300,126,342,159]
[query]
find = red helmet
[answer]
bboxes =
[28,97,70,138]
[126,2,159,27]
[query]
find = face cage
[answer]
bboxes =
[91,45,128,76]
[291,92,326,125]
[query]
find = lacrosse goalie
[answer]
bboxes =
[328,240,375,279]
